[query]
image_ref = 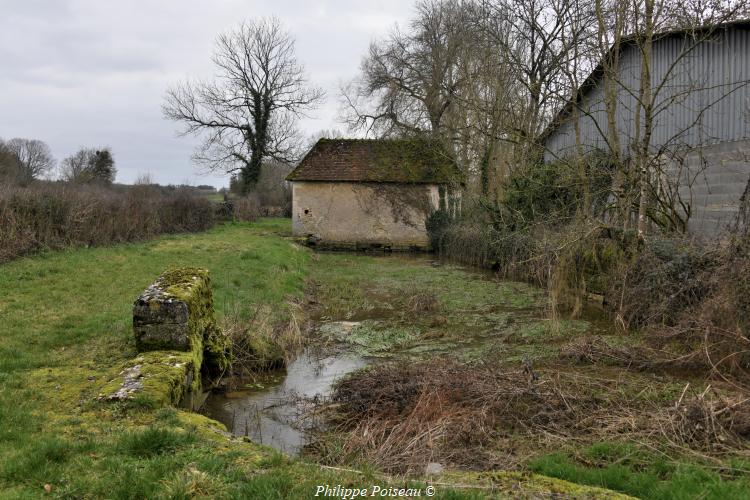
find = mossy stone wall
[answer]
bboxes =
[102,267,232,408]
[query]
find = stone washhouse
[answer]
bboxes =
[286,138,462,250]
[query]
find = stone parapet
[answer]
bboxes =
[134,268,214,352]
[100,267,231,409]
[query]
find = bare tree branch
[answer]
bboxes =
[163,17,324,193]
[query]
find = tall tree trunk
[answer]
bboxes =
[636,0,655,238]
[596,0,627,229]
[241,152,263,194]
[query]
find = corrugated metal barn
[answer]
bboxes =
[541,21,750,234]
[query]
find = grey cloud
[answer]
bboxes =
[0,0,415,188]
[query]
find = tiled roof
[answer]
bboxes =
[286,138,461,184]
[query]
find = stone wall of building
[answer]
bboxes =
[291,182,444,249]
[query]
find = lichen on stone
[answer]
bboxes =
[101,364,143,401]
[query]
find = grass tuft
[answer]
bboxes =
[117,426,196,458]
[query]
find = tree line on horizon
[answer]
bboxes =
[0,137,116,186]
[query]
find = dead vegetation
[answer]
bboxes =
[299,234,750,479]
[306,358,750,475]
[406,290,441,313]
[557,335,713,375]
[664,385,750,452]
[221,300,305,374]
[610,234,750,386]
[0,183,217,262]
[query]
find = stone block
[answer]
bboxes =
[134,323,192,351]
[128,267,232,407]
[133,299,189,326]
[133,268,212,352]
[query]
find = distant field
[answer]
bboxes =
[203,192,225,202]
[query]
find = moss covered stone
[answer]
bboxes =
[203,324,232,377]
[133,267,231,375]
[286,138,464,184]
[440,471,634,499]
[101,267,232,407]
[133,268,212,352]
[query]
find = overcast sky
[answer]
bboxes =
[0,0,416,188]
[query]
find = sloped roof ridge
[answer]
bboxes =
[286,137,462,184]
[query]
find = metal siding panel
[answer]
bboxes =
[544,25,750,161]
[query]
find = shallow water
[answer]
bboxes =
[202,349,368,454]
[202,254,610,454]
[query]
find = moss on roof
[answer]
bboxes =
[286,138,463,184]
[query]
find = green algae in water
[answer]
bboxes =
[318,320,420,355]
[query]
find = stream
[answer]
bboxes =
[202,349,367,454]
[201,255,607,455]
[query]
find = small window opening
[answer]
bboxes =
[304,209,310,215]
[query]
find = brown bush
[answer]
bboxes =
[433,220,542,283]
[609,235,750,382]
[308,360,750,473]
[560,336,651,368]
[0,183,216,262]
[406,291,440,313]
[230,195,261,222]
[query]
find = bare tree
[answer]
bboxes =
[342,0,471,139]
[560,0,749,234]
[481,0,588,149]
[61,148,117,184]
[60,148,94,183]
[344,0,594,202]
[163,18,324,194]
[3,138,55,184]
[452,0,595,205]
[452,5,521,197]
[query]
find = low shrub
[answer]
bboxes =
[500,153,615,230]
[613,234,750,379]
[424,209,452,251]
[0,183,219,262]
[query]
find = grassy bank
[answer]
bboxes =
[0,219,620,498]
[0,219,313,497]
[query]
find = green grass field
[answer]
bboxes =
[0,219,326,498]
